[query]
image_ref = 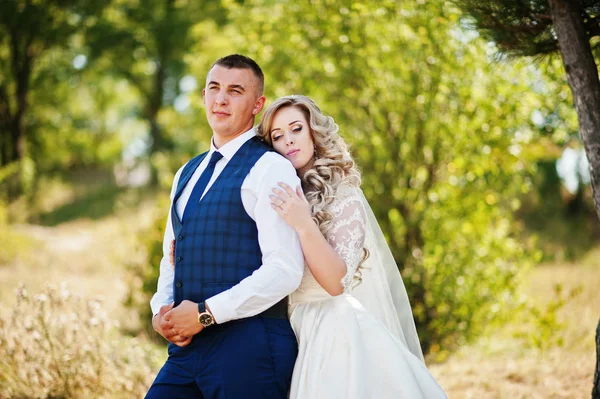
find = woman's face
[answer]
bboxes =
[269,106,315,175]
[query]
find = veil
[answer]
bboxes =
[350,190,425,362]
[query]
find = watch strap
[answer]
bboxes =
[197,301,215,327]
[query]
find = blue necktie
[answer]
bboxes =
[182,151,224,222]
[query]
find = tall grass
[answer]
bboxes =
[0,284,162,398]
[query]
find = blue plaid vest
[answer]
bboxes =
[170,137,272,306]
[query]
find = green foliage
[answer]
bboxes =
[2,0,593,362]
[0,0,108,166]
[454,0,600,57]
[27,68,128,173]
[84,0,230,158]
[125,192,171,341]
[0,200,34,265]
[520,194,600,262]
[221,0,552,354]
[0,284,161,398]
[512,283,583,350]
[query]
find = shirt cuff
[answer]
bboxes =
[204,292,235,325]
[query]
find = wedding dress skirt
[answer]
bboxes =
[288,273,447,399]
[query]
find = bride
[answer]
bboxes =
[257,95,447,399]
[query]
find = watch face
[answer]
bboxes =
[199,313,214,326]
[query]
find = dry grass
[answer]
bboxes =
[0,284,162,398]
[1,182,598,398]
[429,248,599,399]
[0,193,163,398]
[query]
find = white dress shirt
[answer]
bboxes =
[150,128,305,324]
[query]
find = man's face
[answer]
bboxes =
[202,65,265,146]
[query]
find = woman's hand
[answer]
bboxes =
[169,239,175,269]
[270,182,314,233]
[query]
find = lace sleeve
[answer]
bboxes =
[327,187,367,292]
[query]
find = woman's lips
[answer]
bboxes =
[287,149,300,156]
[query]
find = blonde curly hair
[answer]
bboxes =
[257,95,362,237]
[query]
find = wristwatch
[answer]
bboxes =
[197,302,215,327]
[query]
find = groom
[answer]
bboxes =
[145,54,304,398]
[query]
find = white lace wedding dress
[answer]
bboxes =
[288,185,447,399]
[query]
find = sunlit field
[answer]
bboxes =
[431,249,599,399]
[2,0,600,397]
[1,179,597,398]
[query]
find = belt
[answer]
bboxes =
[259,297,288,320]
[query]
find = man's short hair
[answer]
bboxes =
[211,54,265,95]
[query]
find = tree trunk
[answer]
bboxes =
[0,84,12,166]
[0,122,9,167]
[7,29,33,167]
[594,318,599,398]
[147,59,166,155]
[548,0,600,222]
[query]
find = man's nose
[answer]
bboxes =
[215,91,227,105]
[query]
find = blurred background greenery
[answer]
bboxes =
[0,0,598,398]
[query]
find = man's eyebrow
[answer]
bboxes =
[229,84,245,92]
[207,81,246,92]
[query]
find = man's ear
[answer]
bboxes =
[253,95,266,116]
[202,88,206,105]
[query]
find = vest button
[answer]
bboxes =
[177,235,184,241]
[175,281,183,288]
[176,256,182,262]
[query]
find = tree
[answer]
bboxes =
[221,0,548,354]
[455,0,600,221]
[0,0,105,169]
[0,0,107,198]
[594,318,600,398]
[85,0,229,159]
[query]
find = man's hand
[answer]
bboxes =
[164,300,204,341]
[153,303,192,347]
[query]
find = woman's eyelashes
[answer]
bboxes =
[271,125,303,142]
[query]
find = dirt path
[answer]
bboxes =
[0,204,154,321]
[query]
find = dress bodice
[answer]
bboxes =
[289,184,367,306]
[289,265,330,304]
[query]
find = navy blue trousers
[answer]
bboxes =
[145,317,297,399]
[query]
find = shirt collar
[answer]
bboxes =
[210,127,256,161]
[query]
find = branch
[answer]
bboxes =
[459,2,557,56]
[532,13,553,21]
